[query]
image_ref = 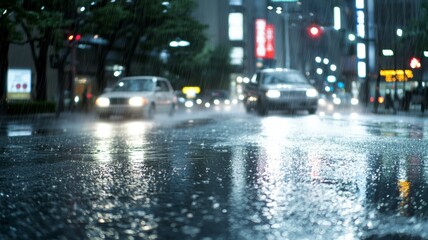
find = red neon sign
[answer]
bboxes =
[265,24,275,59]
[255,19,266,58]
[255,19,275,59]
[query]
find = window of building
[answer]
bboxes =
[228,12,243,41]
[229,0,242,6]
[230,47,244,65]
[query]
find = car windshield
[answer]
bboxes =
[111,78,154,92]
[262,72,308,85]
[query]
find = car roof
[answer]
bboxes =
[119,76,167,81]
[258,68,300,74]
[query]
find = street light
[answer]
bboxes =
[396,28,403,37]
[323,58,329,65]
[348,33,356,42]
[169,38,190,48]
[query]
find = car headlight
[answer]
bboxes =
[306,89,318,98]
[333,97,341,105]
[351,98,359,105]
[266,90,281,98]
[96,97,110,107]
[129,97,147,107]
[318,98,327,106]
[185,100,194,108]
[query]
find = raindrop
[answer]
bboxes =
[181,226,200,236]
[141,225,154,231]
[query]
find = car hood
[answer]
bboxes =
[99,91,154,99]
[262,84,314,91]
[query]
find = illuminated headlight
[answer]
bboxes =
[96,97,110,107]
[351,98,359,105]
[306,89,318,98]
[266,90,281,98]
[333,97,341,105]
[224,99,231,105]
[213,99,220,105]
[185,100,194,108]
[129,97,146,107]
[196,99,202,105]
[318,98,326,106]
[205,102,211,108]
[248,96,258,102]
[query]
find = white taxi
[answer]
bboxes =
[95,76,176,119]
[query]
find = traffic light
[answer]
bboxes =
[307,24,322,38]
[410,57,421,69]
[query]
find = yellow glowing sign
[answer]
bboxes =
[379,69,413,82]
[182,86,201,94]
[182,86,201,98]
[398,180,410,198]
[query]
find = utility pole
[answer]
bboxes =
[284,3,290,69]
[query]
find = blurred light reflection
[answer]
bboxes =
[94,123,113,162]
[124,121,150,162]
[7,124,33,137]
[259,117,291,222]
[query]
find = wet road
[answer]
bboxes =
[1,107,428,239]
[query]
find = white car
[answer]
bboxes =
[95,76,177,119]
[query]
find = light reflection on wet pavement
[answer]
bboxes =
[1,110,428,239]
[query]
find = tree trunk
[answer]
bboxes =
[123,31,141,76]
[96,48,108,96]
[55,65,65,118]
[35,37,50,101]
[95,34,116,95]
[53,47,71,118]
[0,26,9,113]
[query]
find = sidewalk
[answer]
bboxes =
[0,110,97,123]
[362,103,427,118]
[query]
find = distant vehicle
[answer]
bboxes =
[95,76,176,119]
[200,90,232,109]
[175,91,197,110]
[244,68,319,115]
[331,92,359,109]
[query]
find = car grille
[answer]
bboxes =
[109,98,129,105]
[280,91,306,98]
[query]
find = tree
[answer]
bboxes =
[0,0,25,111]
[82,0,207,94]
[152,0,207,80]
[19,0,80,101]
[191,45,234,90]
[402,1,428,56]
[83,1,130,95]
